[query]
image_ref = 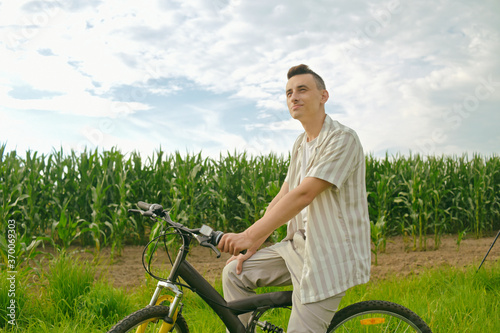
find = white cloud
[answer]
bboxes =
[0,85,151,118]
[1,0,499,157]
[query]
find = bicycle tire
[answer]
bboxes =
[327,300,432,332]
[106,305,189,333]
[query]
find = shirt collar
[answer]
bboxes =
[297,114,334,151]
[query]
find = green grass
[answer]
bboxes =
[46,252,95,316]
[1,256,499,332]
[342,263,500,332]
[0,253,134,332]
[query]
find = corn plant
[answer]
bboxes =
[1,142,499,254]
[214,152,254,231]
[18,151,50,236]
[366,154,397,252]
[370,217,385,265]
[208,155,231,231]
[51,199,80,250]
[168,152,213,227]
[395,157,432,251]
[487,157,500,227]
[0,146,29,230]
[427,156,451,249]
[456,228,467,251]
[0,227,47,271]
[108,168,134,256]
[469,154,496,238]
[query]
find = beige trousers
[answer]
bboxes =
[222,231,345,333]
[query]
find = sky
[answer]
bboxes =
[1,0,499,160]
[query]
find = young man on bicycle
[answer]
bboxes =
[218,64,371,332]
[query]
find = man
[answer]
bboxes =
[218,64,371,332]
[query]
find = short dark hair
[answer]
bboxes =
[287,64,326,90]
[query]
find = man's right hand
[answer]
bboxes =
[225,249,256,275]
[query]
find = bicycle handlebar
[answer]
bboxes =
[129,201,226,257]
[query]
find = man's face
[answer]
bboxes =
[286,74,328,121]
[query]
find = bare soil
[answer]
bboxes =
[72,234,499,291]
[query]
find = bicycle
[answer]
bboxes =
[106,201,432,333]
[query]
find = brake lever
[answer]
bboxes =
[200,240,221,258]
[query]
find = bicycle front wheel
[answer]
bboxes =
[327,300,432,332]
[106,305,189,333]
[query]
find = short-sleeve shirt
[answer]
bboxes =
[284,115,371,304]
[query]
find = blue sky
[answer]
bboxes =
[1,0,499,159]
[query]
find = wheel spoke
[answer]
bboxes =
[339,323,351,332]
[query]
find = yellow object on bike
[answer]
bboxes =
[134,295,179,333]
[360,317,386,325]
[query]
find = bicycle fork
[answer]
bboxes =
[147,280,183,332]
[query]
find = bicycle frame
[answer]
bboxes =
[149,230,293,333]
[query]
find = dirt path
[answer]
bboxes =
[73,234,499,291]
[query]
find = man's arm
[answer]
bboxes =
[221,181,289,273]
[218,177,331,256]
[265,181,289,215]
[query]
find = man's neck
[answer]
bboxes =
[302,113,326,142]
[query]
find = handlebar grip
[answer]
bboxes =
[138,201,152,210]
[212,231,224,245]
[211,231,247,255]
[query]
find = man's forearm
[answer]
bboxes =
[245,185,312,242]
[264,182,289,216]
[248,182,288,249]
[245,177,331,243]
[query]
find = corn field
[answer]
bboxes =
[1,144,499,265]
[366,153,500,253]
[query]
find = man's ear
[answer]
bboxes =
[321,90,329,104]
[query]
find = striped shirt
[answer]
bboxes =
[284,115,371,304]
